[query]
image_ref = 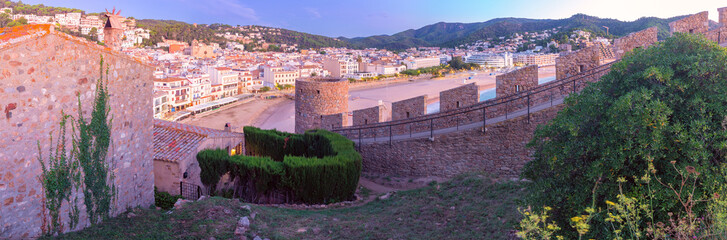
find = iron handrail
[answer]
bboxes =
[333,61,617,133]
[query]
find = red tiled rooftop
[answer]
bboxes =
[153,119,243,163]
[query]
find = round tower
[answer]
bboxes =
[295,78,349,134]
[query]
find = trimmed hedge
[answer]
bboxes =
[197,127,361,204]
[197,149,229,193]
[154,187,182,210]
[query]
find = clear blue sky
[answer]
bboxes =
[17,0,727,38]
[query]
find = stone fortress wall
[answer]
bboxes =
[391,95,427,121]
[613,27,659,59]
[0,25,154,238]
[669,11,709,35]
[353,105,384,126]
[294,78,349,134]
[555,45,601,80]
[496,65,538,97]
[439,83,479,112]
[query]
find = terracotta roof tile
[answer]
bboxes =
[153,119,243,163]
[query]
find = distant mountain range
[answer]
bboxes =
[341,14,689,50]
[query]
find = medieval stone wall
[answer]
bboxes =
[358,104,564,178]
[555,46,600,80]
[614,27,658,59]
[720,7,727,25]
[439,83,478,112]
[321,113,345,131]
[391,95,427,121]
[496,65,538,97]
[294,78,348,133]
[0,26,154,238]
[669,11,709,35]
[353,105,383,126]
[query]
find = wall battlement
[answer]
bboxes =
[669,11,709,35]
[614,27,658,59]
[439,83,479,112]
[496,65,538,97]
[555,46,601,80]
[391,95,427,121]
[353,105,384,126]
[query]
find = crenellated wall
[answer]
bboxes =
[322,113,345,131]
[496,65,538,97]
[0,25,154,238]
[669,11,709,35]
[555,46,600,80]
[353,105,384,126]
[439,83,478,112]
[614,27,658,59]
[391,95,427,121]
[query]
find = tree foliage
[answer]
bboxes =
[522,34,727,237]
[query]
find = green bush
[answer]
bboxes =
[522,33,727,238]
[198,127,361,204]
[154,187,182,210]
[196,149,229,193]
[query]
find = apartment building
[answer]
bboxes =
[513,53,558,66]
[262,65,300,86]
[154,77,191,112]
[466,52,513,68]
[322,57,358,78]
[404,56,441,70]
[209,67,239,97]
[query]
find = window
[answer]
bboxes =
[689,29,694,34]
[578,65,585,73]
[317,90,320,94]
[456,101,460,108]
[406,112,410,118]
[364,119,368,124]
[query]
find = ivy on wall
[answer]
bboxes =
[37,56,116,235]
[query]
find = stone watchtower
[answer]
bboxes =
[295,78,349,134]
[103,7,124,50]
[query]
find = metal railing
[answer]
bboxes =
[332,61,617,146]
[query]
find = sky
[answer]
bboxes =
[17,0,727,38]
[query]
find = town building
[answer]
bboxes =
[209,67,239,97]
[322,57,358,78]
[404,56,440,70]
[262,65,300,86]
[465,52,513,68]
[513,53,558,66]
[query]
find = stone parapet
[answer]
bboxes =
[669,11,709,35]
[614,27,658,59]
[555,46,600,80]
[439,83,478,112]
[496,65,538,97]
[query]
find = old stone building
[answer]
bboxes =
[555,46,601,80]
[191,40,216,59]
[152,120,243,196]
[0,24,154,238]
[496,65,538,97]
[103,9,125,51]
[295,78,349,133]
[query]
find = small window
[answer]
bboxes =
[406,112,410,118]
[317,90,320,94]
[689,29,694,34]
[578,65,585,73]
[364,119,368,124]
[456,101,460,108]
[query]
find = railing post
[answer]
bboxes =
[483,107,486,133]
[409,123,412,138]
[456,115,459,130]
[573,79,576,93]
[527,93,531,124]
[430,119,433,139]
[389,125,392,146]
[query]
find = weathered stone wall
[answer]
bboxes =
[294,78,348,133]
[0,26,154,238]
[439,83,478,112]
[391,95,427,121]
[353,105,383,126]
[358,104,564,178]
[555,46,600,80]
[720,7,727,25]
[669,11,709,35]
[496,65,538,97]
[614,27,658,59]
[321,113,345,130]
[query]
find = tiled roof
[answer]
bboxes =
[153,119,243,163]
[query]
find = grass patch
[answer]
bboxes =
[50,173,523,240]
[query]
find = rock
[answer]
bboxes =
[450,206,455,210]
[199,195,207,201]
[312,227,321,234]
[234,226,247,236]
[238,216,250,228]
[250,212,256,220]
[253,236,262,240]
[127,212,136,218]
[242,205,252,211]
[296,228,307,233]
[208,237,216,240]
[223,208,232,214]
[379,192,394,200]
[173,198,191,209]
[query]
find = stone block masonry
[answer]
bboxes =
[669,11,709,35]
[321,113,345,131]
[555,46,600,80]
[614,27,658,59]
[496,65,538,97]
[439,83,478,112]
[720,7,727,25]
[391,95,427,121]
[353,105,384,126]
[294,78,348,134]
[0,25,154,238]
[358,104,565,178]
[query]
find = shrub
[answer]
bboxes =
[522,33,727,238]
[196,149,229,193]
[154,187,182,210]
[198,127,361,204]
